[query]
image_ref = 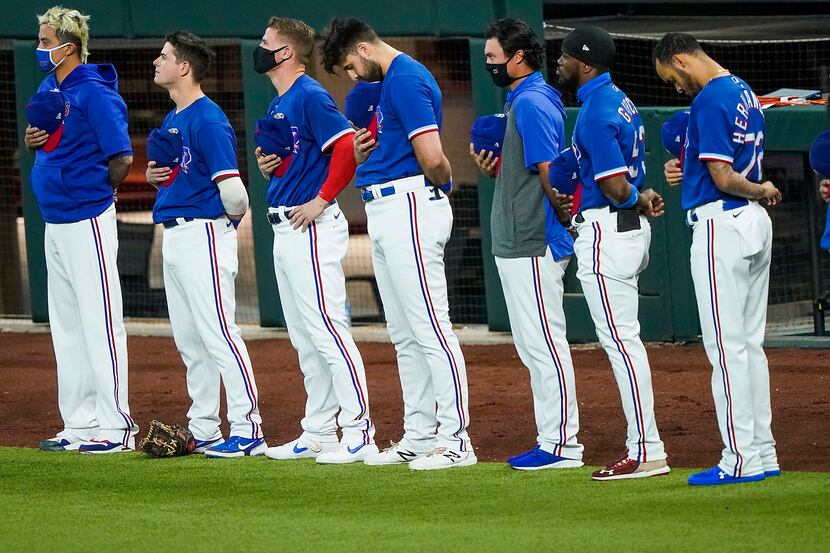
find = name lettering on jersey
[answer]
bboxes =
[617,96,639,124]
[731,78,762,144]
[181,146,191,174]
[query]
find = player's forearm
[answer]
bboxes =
[107,155,133,188]
[318,134,357,202]
[598,173,633,205]
[420,155,451,186]
[706,161,765,200]
[218,176,249,219]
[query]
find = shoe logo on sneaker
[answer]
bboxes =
[718,470,726,479]
[443,450,461,462]
[293,443,309,454]
[347,444,366,454]
[397,450,416,461]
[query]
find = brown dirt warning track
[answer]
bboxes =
[0,332,827,470]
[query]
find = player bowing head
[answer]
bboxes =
[653,33,717,98]
[320,17,384,82]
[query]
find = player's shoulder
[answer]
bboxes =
[297,77,337,106]
[388,54,434,82]
[695,75,744,109]
[191,96,231,127]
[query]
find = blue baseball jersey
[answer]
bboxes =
[30,64,132,224]
[152,96,239,224]
[682,75,765,211]
[572,73,646,212]
[355,54,442,186]
[265,75,354,207]
[505,72,574,259]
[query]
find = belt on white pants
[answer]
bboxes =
[266,201,335,225]
[686,198,749,226]
[360,174,435,202]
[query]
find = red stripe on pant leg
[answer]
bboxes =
[207,224,260,438]
[92,217,134,444]
[708,220,742,476]
[409,193,466,437]
[594,222,647,462]
[533,257,569,457]
[309,222,369,425]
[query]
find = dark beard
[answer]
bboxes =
[555,69,580,92]
[361,59,384,82]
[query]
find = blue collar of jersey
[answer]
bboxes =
[505,71,543,103]
[576,72,612,104]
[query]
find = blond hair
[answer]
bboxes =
[37,6,91,63]
[267,17,315,65]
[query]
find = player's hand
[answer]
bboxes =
[758,181,782,206]
[664,158,682,186]
[637,188,665,217]
[146,160,172,189]
[819,179,830,204]
[25,125,49,150]
[289,195,329,232]
[256,146,282,179]
[556,191,574,215]
[469,143,498,178]
[354,128,378,164]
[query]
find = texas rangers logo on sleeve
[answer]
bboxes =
[375,106,384,134]
[181,146,191,174]
[290,126,300,155]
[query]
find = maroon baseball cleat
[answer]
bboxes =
[592,452,670,481]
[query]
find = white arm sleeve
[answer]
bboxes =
[217,176,249,218]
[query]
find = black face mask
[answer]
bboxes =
[253,45,288,74]
[485,61,517,88]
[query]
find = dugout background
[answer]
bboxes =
[1,0,829,342]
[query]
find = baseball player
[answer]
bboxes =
[321,17,474,470]
[654,33,782,485]
[249,17,377,464]
[556,26,670,481]
[470,18,582,471]
[28,6,138,454]
[146,31,266,458]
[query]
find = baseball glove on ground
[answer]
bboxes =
[139,420,196,457]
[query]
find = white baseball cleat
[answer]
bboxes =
[364,441,426,466]
[316,442,380,465]
[409,447,477,471]
[78,438,136,455]
[265,437,338,460]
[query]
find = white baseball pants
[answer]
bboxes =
[573,208,666,462]
[689,201,778,477]
[365,183,471,452]
[45,203,137,445]
[162,217,263,441]
[271,204,374,447]
[495,252,582,459]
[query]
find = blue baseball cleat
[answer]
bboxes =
[508,444,584,471]
[204,436,267,458]
[79,439,134,454]
[193,437,224,454]
[688,466,766,486]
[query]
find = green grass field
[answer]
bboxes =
[0,447,827,552]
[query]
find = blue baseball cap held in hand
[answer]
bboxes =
[255,112,294,177]
[345,81,382,137]
[470,113,507,157]
[661,111,689,159]
[548,148,580,195]
[146,127,184,187]
[809,129,830,177]
[26,89,67,153]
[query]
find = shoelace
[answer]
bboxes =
[381,440,401,453]
[425,447,448,457]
